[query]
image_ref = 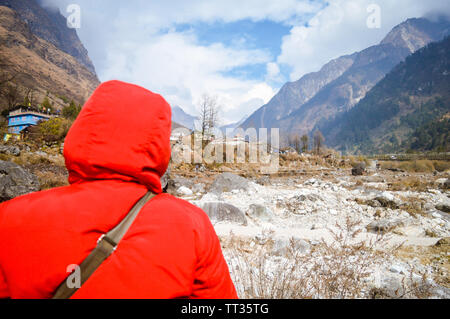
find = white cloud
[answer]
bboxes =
[277,0,450,80]
[39,0,322,122]
[265,62,284,84]
[100,30,273,123]
[39,0,450,121]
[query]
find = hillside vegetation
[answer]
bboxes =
[321,36,450,154]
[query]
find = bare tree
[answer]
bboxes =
[291,134,301,153]
[199,94,220,138]
[301,134,309,153]
[313,130,324,155]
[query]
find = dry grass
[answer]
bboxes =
[388,176,434,192]
[398,196,427,218]
[12,152,52,166]
[222,217,410,299]
[394,244,449,290]
[347,155,371,168]
[380,160,450,173]
[34,170,68,190]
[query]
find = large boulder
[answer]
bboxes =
[209,173,249,194]
[199,202,247,225]
[0,161,40,202]
[165,174,191,194]
[351,162,366,176]
[177,186,193,196]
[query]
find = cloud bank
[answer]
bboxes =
[40,0,450,123]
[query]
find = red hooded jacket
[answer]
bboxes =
[0,80,237,299]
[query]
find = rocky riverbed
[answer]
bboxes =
[169,168,450,298]
[1,145,449,298]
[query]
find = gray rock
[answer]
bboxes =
[199,202,247,225]
[373,193,400,209]
[375,276,404,298]
[165,175,191,194]
[0,161,40,202]
[366,199,382,208]
[246,204,273,222]
[160,168,170,190]
[177,186,193,196]
[192,183,206,194]
[209,173,249,194]
[435,178,449,190]
[256,176,270,186]
[435,204,450,214]
[435,237,450,247]
[366,219,404,233]
[0,145,20,156]
[352,162,366,176]
[389,264,407,274]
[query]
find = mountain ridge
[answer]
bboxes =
[171,105,198,130]
[0,0,96,74]
[241,17,450,144]
[319,36,450,154]
[0,3,99,109]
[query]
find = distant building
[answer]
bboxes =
[278,147,297,155]
[4,107,56,141]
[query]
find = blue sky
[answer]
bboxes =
[42,0,450,124]
[176,19,292,82]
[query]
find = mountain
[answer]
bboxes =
[0,1,99,109]
[241,17,450,142]
[242,54,356,130]
[319,36,450,154]
[0,0,95,73]
[171,105,198,130]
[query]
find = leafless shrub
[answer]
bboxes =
[369,264,434,299]
[224,216,404,299]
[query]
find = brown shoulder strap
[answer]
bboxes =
[52,192,155,299]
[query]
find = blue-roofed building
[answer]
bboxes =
[4,107,55,141]
[7,108,53,133]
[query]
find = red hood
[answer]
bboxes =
[63,80,172,193]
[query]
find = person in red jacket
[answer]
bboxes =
[0,80,238,299]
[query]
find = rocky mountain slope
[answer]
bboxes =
[319,36,450,154]
[171,105,198,130]
[241,17,450,142]
[242,54,356,130]
[0,2,99,108]
[0,0,96,73]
